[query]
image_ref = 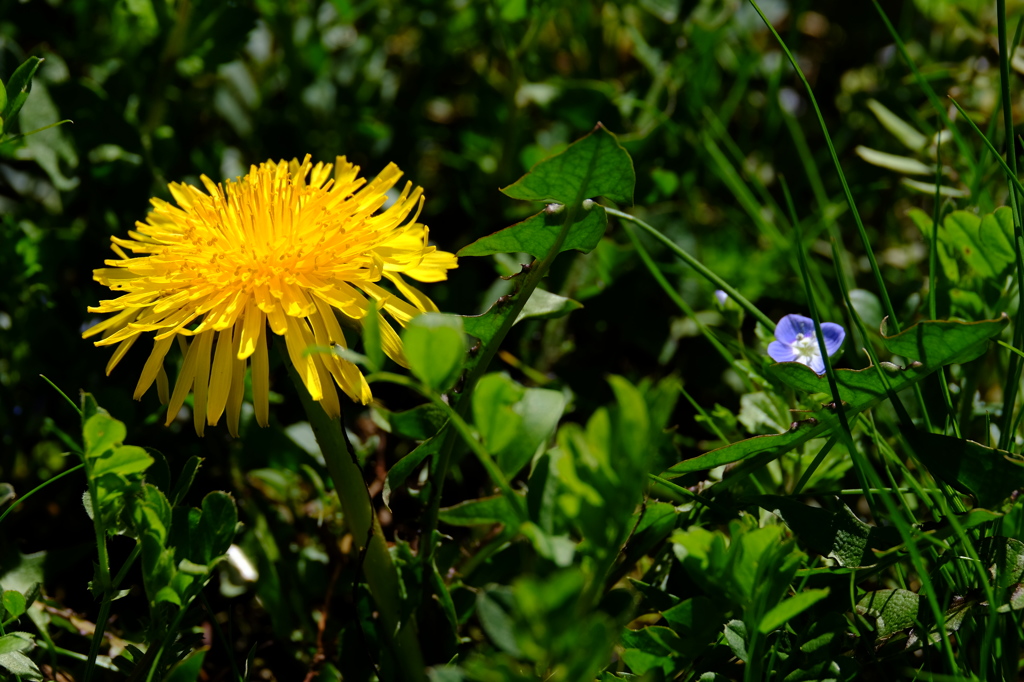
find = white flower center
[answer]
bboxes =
[792,333,821,362]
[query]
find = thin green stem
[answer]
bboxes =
[791,436,838,496]
[870,0,977,171]
[603,206,775,330]
[39,375,83,416]
[623,222,751,389]
[750,0,899,331]
[0,463,84,529]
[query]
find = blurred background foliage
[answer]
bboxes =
[3,0,1024,678]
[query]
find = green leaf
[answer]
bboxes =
[979,207,1016,271]
[163,646,208,682]
[84,412,127,461]
[1,590,26,619]
[472,373,565,476]
[0,632,32,655]
[463,286,583,352]
[383,436,440,510]
[856,589,920,638]
[758,588,829,634]
[91,445,154,478]
[855,146,934,175]
[2,57,43,135]
[908,208,959,282]
[754,496,888,567]
[978,537,1024,611]
[458,206,607,259]
[500,122,635,206]
[866,99,928,151]
[663,317,1008,477]
[0,77,7,117]
[375,403,447,440]
[401,313,466,392]
[723,620,748,662]
[516,288,583,323]
[903,430,1024,508]
[170,456,202,507]
[195,491,237,564]
[476,588,521,656]
[439,494,521,527]
[0,650,43,680]
[131,483,173,544]
[943,211,1006,280]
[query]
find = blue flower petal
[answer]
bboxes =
[767,339,800,363]
[820,322,845,356]
[773,314,814,344]
[807,355,826,374]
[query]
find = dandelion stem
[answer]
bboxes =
[286,361,426,681]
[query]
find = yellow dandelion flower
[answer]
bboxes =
[84,155,458,437]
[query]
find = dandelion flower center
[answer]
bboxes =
[84,155,457,437]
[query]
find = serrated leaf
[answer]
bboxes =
[0,632,33,655]
[501,122,634,206]
[0,650,43,680]
[458,206,607,259]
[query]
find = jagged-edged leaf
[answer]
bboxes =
[663,317,1007,477]
[458,206,607,259]
[501,122,634,206]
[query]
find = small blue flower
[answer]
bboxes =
[767,314,845,375]
[713,290,729,307]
